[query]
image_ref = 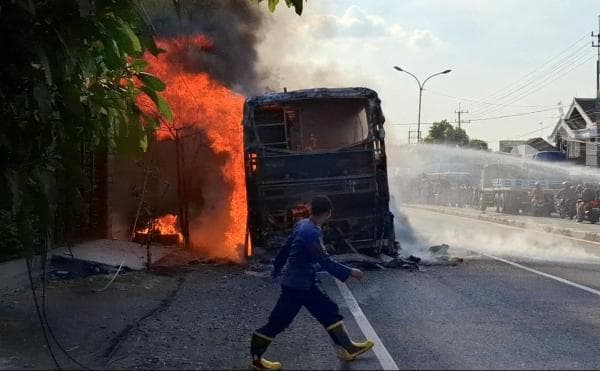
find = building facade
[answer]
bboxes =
[550,98,600,166]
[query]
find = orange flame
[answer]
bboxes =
[139,35,247,262]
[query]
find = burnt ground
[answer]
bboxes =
[0,258,379,370]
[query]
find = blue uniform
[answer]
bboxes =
[274,219,352,290]
[256,219,352,339]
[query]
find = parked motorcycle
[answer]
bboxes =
[531,198,550,217]
[556,196,577,219]
[576,199,600,224]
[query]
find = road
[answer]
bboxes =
[337,207,600,369]
[4,207,600,370]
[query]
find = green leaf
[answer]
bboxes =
[101,37,124,69]
[131,58,149,73]
[141,86,173,122]
[105,16,142,55]
[138,32,164,57]
[156,95,173,123]
[139,134,148,152]
[268,0,280,12]
[138,72,166,92]
[285,0,303,14]
[117,19,142,53]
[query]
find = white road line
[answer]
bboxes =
[484,253,600,298]
[335,280,399,370]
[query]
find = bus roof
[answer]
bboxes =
[245,87,379,107]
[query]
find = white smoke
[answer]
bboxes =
[388,144,600,264]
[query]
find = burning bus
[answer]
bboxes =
[243,87,397,256]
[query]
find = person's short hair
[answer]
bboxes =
[310,195,333,216]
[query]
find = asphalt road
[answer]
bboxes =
[4,207,600,370]
[339,207,600,369]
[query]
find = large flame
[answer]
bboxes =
[140,35,247,262]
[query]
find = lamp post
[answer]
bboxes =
[393,66,451,143]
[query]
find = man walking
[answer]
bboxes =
[250,195,374,370]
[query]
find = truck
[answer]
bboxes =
[478,163,564,215]
[243,87,397,256]
[421,171,478,207]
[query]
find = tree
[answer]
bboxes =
[0,1,169,260]
[424,120,470,146]
[255,0,305,14]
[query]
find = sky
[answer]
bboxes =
[256,0,600,150]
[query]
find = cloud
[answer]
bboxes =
[309,5,443,49]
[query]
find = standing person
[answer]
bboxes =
[250,196,374,370]
[577,184,597,222]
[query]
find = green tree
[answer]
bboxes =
[0,1,169,260]
[424,120,470,146]
[255,0,305,14]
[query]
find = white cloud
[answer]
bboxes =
[406,29,443,48]
[309,5,443,49]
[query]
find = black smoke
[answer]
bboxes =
[142,0,265,95]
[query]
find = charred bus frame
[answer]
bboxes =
[243,87,397,256]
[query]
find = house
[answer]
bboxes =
[550,98,600,166]
[499,140,527,153]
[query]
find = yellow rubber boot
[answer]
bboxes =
[250,332,282,370]
[251,357,282,370]
[327,321,375,361]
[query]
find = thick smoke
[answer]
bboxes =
[142,0,265,95]
[142,0,372,93]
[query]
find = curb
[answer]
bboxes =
[405,205,600,245]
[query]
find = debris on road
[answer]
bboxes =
[429,244,450,255]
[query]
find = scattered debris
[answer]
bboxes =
[244,270,271,278]
[246,263,272,273]
[382,257,420,271]
[429,244,450,255]
[50,255,131,280]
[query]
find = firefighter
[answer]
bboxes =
[250,196,373,370]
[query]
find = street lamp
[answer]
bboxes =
[393,66,451,143]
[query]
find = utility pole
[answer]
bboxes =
[593,15,600,99]
[593,15,600,124]
[454,103,469,129]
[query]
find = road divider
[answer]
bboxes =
[404,204,600,246]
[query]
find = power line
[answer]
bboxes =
[470,106,562,122]
[423,88,556,109]
[471,34,589,113]
[481,43,590,105]
[479,34,589,101]
[473,50,594,117]
[512,125,554,140]
[473,47,593,116]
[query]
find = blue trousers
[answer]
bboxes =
[257,284,343,338]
